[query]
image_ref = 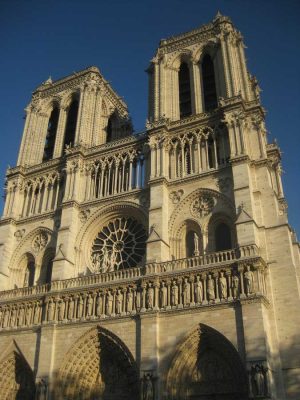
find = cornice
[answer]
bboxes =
[78,187,149,210]
[33,66,128,117]
[165,164,230,188]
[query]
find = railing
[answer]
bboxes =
[0,245,259,301]
[0,250,267,332]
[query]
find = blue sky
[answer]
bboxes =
[0,0,299,235]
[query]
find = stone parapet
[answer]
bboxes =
[0,245,267,332]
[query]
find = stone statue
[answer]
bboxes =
[171,281,179,306]
[77,296,84,318]
[3,308,9,328]
[58,299,65,321]
[194,276,203,303]
[219,272,227,299]
[86,295,93,317]
[33,302,40,324]
[17,307,24,326]
[10,307,17,327]
[143,373,154,400]
[147,283,154,309]
[25,305,33,325]
[48,299,55,321]
[96,293,103,316]
[116,289,123,314]
[253,364,265,396]
[160,282,167,308]
[92,252,102,273]
[102,246,110,273]
[193,232,200,256]
[244,265,254,295]
[182,278,191,305]
[232,274,239,298]
[110,248,117,272]
[106,290,113,315]
[207,275,215,301]
[68,297,74,320]
[126,289,133,313]
[136,287,141,310]
[24,267,30,287]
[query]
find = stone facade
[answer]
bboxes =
[0,13,299,400]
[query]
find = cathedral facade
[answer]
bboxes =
[0,14,299,400]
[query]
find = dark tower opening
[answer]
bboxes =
[202,54,218,111]
[63,99,79,150]
[179,62,192,118]
[43,107,59,162]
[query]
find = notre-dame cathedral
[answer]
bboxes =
[0,13,299,400]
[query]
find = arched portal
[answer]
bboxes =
[166,324,248,399]
[56,326,139,400]
[0,351,36,400]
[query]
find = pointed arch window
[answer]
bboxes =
[43,106,59,162]
[215,222,232,251]
[63,98,79,150]
[202,54,218,111]
[179,62,192,118]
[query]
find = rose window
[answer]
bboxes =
[190,194,214,218]
[91,217,147,273]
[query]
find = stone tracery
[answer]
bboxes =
[91,217,147,272]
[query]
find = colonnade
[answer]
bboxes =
[84,151,147,201]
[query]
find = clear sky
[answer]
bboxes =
[0,0,299,236]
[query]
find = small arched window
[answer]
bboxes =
[63,98,79,150]
[179,62,192,118]
[215,222,232,251]
[43,107,60,162]
[24,261,35,287]
[202,54,218,111]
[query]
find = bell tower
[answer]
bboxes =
[0,14,299,400]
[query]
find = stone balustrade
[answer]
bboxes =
[0,245,266,332]
[0,245,259,301]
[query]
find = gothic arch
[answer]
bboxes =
[56,326,139,400]
[165,324,247,399]
[0,350,36,400]
[168,49,193,70]
[169,188,235,257]
[75,201,148,273]
[9,227,55,288]
[60,89,80,110]
[207,212,237,253]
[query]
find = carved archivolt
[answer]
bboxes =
[165,324,247,399]
[169,188,235,257]
[10,227,53,269]
[56,326,139,400]
[0,351,35,400]
[8,227,54,288]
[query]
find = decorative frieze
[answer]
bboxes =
[0,259,267,332]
